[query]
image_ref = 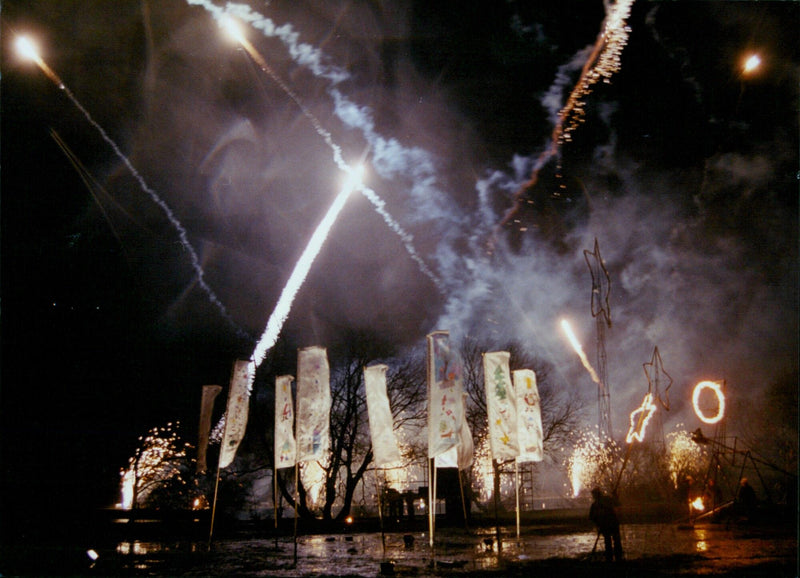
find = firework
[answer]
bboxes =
[566,431,618,497]
[625,393,657,443]
[499,0,635,228]
[665,428,708,489]
[14,34,247,340]
[560,319,601,384]
[251,168,362,366]
[692,381,725,425]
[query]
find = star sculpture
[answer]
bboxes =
[626,393,657,443]
[643,346,673,410]
[583,238,612,328]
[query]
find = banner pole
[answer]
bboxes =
[515,461,521,544]
[293,462,299,566]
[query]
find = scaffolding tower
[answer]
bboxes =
[584,238,613,442]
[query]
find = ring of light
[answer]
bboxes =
[692,381,725,424]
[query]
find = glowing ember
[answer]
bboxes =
[692,381,725,425]
[625,393,657,443]
[560,319,601,384]
[691,497,705,511]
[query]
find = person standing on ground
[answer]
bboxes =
[589,487,624,563]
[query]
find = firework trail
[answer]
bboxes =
[15,36,250,341]
[251,169,362,367]
[498,0,635,229]
[193,1,444,293]
[560,319,601,384]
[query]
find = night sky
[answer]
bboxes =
[1,1,797,531]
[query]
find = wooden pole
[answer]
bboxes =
[514,461,521,544]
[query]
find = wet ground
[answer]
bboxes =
[3,516,795,577]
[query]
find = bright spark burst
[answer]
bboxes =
[690,496,705,511]
[665,427,708,489]
[625,393,657,443]
[692,381,725,425]
[560,319,601,384]
[566,431,617,497]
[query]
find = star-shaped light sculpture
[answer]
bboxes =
[626,393,657,443]
[584,238,612,328]
[643,346,673,410]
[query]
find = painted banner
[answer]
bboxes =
[364,364,401,467]
[435,392,474,470]
[513,369,544,462]
[219,360,254,469]
[296,346,331,463]
[196,384,222,474]
[483,351,519,461]
[274,374,297,469]
[427,331,465,459]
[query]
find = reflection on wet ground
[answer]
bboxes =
[95,522,796,577]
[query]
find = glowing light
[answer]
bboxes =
[690,497,705,512]
[666,428,708,489]
[742,53,761,74]
[300,461,326,507]
[86,549,99,562]
[625,393,657,443]
[692,381,725,424]
[560,319,601,384]
[251,179,356,366]
[499,0,635,229]
[567,431,617,497]
[219,14,246,44]
[345,516,354,525]
[15,36,41,63]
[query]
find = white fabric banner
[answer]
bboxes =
[296,346,331,463]
[433,393,473,470]
[219,360,254,469]
[197,384,222,475]
[274,374,297,469]
[427,331,465,459]
[483,351,519,461]
[364,364,401,467]
[513,369,544,463]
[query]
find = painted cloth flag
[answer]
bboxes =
[364,364,401,467]
[434,393,474,470]
[274,375,297,469]
[483,351,519,461]
[427,331,465,459]
[219,360,254,469]
[197,384,222,474]
[296,346,331,463]
[513,369,544,462]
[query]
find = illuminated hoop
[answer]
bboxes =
[692,381,725,424]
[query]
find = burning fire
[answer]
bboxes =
[692,381,725,425]
[690,497,705,512]
[625,393,657,443]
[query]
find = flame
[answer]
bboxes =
[742,53,761,74]
[690,497,705,511]
[626,393,657,443]
[692,381,725,425]
[560,319,601,384]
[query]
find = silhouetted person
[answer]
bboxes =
[590,487,623,562]
[736,478,757,521]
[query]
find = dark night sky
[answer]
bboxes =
[1,1,797,531]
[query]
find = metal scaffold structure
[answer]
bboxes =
[584,238,613,442]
